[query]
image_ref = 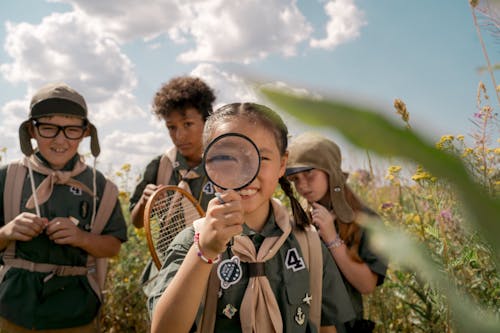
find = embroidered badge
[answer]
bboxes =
[285,248,306,272]
[222,304,238,319]
[217,256,242,289]
[295,306,305,325]
[302,293,312,305]
[80,201,89,219]
[203,181,215,195]
[70,186,82,196]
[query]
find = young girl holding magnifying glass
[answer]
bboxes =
[150,103,355,333]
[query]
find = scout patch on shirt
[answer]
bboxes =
[202,181,215,195]
[70,186,82,196]
[285,248,306,272]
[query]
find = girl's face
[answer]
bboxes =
[287,169,329,204]
[209,118,287,221]
[29,115,86,170]
[165,107,205,167]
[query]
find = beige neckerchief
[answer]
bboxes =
[207,198,292,333]
[198,199,294,332]
[177,168,200,194]
[23,154,93,209]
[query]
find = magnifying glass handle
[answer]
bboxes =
[215,192,225,204]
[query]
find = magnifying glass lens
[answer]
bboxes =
[204,133,260,190]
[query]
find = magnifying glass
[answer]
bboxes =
[203,133,261,198]
[204,133,260,287]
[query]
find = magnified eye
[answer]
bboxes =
[207,154,238,163]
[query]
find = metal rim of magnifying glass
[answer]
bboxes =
[203,132,261,191]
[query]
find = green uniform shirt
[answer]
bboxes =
[129,150,215,213]
[0,153,128,330]
[342,224,388,322]
[149,202,356,332]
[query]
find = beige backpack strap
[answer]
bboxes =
[294,225,323,330]
[156,147,177,185]
[191,219,218,333]
[86,179,119,301]
[197,267,219,333]
[1,162,28,282]
[4,161,26,223]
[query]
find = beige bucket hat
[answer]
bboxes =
[18,83,100,157]
[287,132,354,223]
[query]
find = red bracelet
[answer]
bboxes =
[193,232,220,264]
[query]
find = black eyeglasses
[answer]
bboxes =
[32,120,88,140]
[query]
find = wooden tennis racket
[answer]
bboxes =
[144,185,205,269]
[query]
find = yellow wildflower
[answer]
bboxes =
[412,165,436,182]
[387,165,402,174]
[462,148,474,157]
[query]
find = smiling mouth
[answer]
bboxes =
[51,147,67,153]
[238,188,257,196]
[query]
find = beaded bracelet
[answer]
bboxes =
[325,235,344,250]
[193,232,221,264]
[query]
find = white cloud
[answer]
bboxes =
[99,130,170,169]
[190,63,261,107]
[0,12,140,123]
[310,0,366,50]
[0,10,148,166]
[51,0,313,63]
[50,0,186,43]
[177,0,312,63]
[260,81,323,100]
[0,99,27,159]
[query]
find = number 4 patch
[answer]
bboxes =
[203,181,215,195]
[285,248,306,272]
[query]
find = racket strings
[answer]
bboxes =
[149,190,202,261]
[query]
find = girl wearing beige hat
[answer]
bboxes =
[287,133,387,333]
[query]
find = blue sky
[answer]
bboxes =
[0,0,498,174]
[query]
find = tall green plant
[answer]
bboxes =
[261,87,500,333]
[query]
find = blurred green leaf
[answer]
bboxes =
[261,88,500,260]
[369,222,500,333]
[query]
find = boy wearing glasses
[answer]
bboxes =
[0,83,127,332]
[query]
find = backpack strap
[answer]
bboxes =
[0,162,28,283]
[156,147,177,185]
[192,218,219,333]
[3,161,26,223]
[86,179,119,301]
[294,225,323,330]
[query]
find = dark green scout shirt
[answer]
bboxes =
[0,153,128,330]
[149,203,356,332]
[342,225,388,323]
[129,150,215,213]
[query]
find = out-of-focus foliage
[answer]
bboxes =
[261,83,500,332]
